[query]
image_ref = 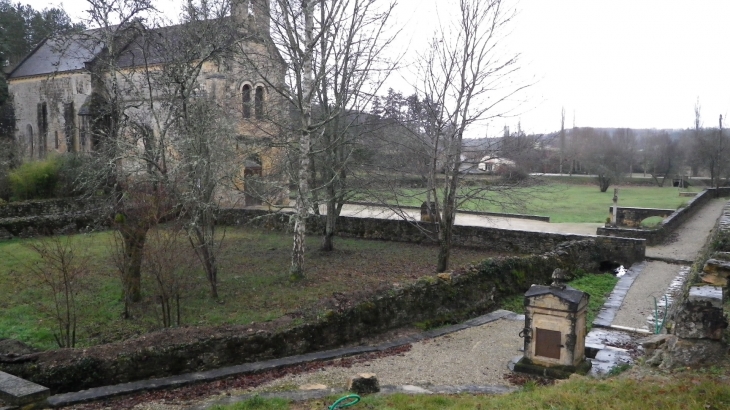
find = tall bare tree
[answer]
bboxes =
[691,100,730,191]
[643,130,681,187]
[577,128,629,192]
[310,0,398,251]
[135,0,244,298]
[73,0,157,304]
[76,0,245,302]
[415,0,529,272]
[237,0,398,278]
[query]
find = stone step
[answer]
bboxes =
[0,371,50,407]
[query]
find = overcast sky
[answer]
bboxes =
[24,0,730,135]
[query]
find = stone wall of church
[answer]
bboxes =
[9,72,93,158]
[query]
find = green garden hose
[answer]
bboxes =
[328,394,361,409]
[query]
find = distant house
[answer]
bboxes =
[478,156,516,173]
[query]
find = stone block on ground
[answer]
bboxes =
[348,373,379,394]
[299,383,327,391]
[700,272,728,287]
[0,371,50,407]
[436,272,452,282]
[659,336,728,368]
[673,286,727,340]
[701,259,730,286]
[688,286,724,307]
[638,334,671,351]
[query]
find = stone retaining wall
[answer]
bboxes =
[0,214,101,240]
[0,198,105,240]
[596,189,723,245]
[0,239,631,393]
[609,206,674,228]
[0,198,89,218]
[650,200,730,368]
[218,209,645,267]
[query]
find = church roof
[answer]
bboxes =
[8,18,268,81]
[8,30,104,79]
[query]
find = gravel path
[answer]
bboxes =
[612,198,728,330]
[250,317,524,393]
[611,261,681,330]
[106,318,524,409]
[338,204,603,235]
[646,198,728,261]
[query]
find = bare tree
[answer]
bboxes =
[237,0,399,277]
[74,0,249,301]
[643,130,681,187]
[109,182,175,315]
[310,0,398,252]
[574,128,630,192]
[414,0,529,272]
[142,224,196,328]
[26,236,91,348]
[69,0,157,305]
[137,0,244,298]
[690,100,730,190]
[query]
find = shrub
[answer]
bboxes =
[9,157,60,200]
[640,216,664,229]
[0,172,10,202]
[499,166,529,182]
[55,154,88,197]
[0,138,21,201]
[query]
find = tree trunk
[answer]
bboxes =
[598,175,611,192]
[290,126,311,280]
[436,205,454,273]
[321,194,338,251]
[190,225,218,298]
[290,201,307,280]
[121,228,147,303]
[437,142,461,272]
[290,0,315,280]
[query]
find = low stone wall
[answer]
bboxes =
[0,214,101,240]
[0,238,630,393]
[0,198,89,218]
[609,206,674,228]
[597,189,720,245]
[218,209,645,267]
[0,198,105,241]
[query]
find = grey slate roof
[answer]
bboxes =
[9,20,241,79]
[8,30,104,79]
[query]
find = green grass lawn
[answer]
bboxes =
[213,366,730,409]
[499,272,618,328]
[371,182,700,223]
[513,183,699,223]
[0,228,501,350]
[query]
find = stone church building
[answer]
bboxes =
[6,0,285,204]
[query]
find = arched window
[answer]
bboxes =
[26,124,34,159]
[242,84,252,118]
[255,86,265,120]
